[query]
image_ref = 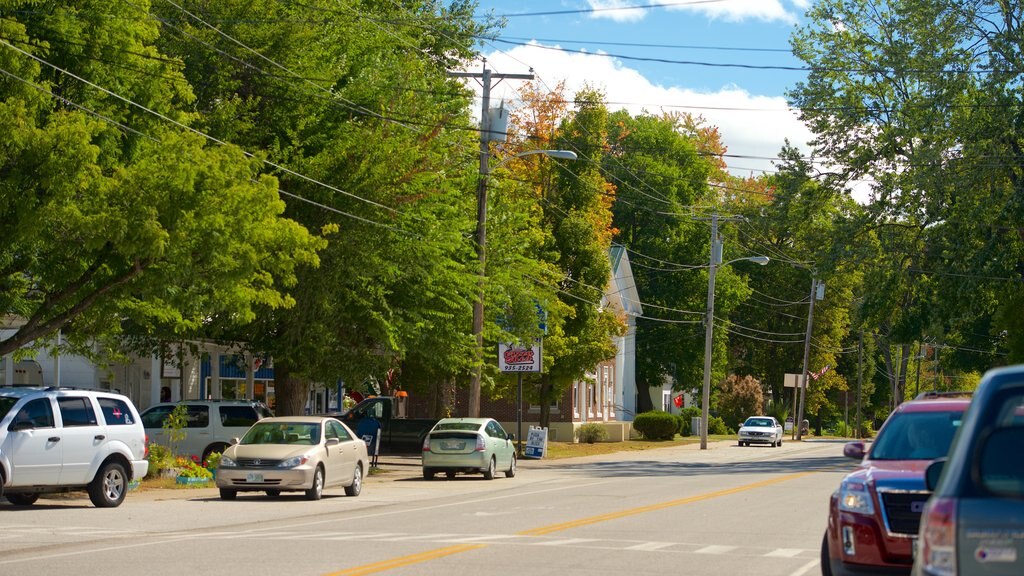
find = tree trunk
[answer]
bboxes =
[539,374,552,429]
[272,359,309,416]
[636,384,653,413]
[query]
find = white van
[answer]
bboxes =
[140,400,272,463]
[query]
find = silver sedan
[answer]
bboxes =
[216,416,367,500]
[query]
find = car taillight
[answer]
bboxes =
[475,435,485,452]
[144,434,150,458]
[422,435,431,452]
[920,497,957,576]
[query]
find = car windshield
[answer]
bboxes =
[241,422,320,445]
[434,422,482,432]
[869,410,964,460]
[744,418,773,427]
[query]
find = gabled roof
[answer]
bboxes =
[606,245,642,318]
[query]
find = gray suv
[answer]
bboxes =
[0,386,149,507]
[141,400,272,464]
[914,365,1024,576]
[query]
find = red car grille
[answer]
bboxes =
[879,491,931,535]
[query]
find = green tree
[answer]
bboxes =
[532,88,623,428]
[147,0,490,414]
[603,110,750,409]
[789,0,1023,370]
[0,1,321,360]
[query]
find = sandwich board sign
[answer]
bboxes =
[524,426,548,459]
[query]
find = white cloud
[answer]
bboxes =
[470,43,816,182]
[587,0,799,24]
[585,0,647,23]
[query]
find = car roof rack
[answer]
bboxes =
[914,390,973,400]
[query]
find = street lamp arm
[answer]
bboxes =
[722,256,770,267]
[492,149,578,171]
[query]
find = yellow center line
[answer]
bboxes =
[519,470,814,536]
[323,544,487,576]
[323,469,816,575]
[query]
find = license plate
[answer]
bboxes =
[441,440,465,450]
[246,472,264,483]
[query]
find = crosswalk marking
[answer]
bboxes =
[695,545,738,555]
[0,525,816,559]
[766,548,804,558]
[626,542,675,551]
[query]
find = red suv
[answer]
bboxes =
[822,393,971,576]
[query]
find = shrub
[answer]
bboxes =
[175,456,213,479]
[145,443,175,479]
[576,423,608,444]
[678,407,701,436]
[204,451,222,471]
[633,410,678,440]
[708,416,733,435]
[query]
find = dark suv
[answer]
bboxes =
[914,365,1024,576]
[823,393,971,575]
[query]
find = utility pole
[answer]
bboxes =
[448,62,533,417]
[699,214,720,451]
[856,330,863,439]
[695,214,764,449]
[915,343,924,398]
[795,277,819,441]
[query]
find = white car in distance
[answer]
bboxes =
[737,416,784,447]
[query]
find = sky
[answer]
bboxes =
[465,0,818,183]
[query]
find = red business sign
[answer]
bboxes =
[498,341,542,372]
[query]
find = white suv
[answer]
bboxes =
[140,400,272,464]
[0,386,149,508]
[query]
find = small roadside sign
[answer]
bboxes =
[524,426,548,459]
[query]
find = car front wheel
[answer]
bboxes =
[820,531,834,576]
[88,461,128,508]
[6,493,40,506]
[345,464,362,497]
[305,466,324,501]
[505,454,516,478]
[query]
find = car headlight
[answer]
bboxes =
[838,480,875,515]
[220,455,237,467]
[278,455,311,468]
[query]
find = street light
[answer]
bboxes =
[699,215,768,450]
[468,148,577,417]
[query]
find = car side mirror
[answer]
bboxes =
[843,441,866,460]
[925,458,947,491]
[507,433,515,441]
[229,437,240,445]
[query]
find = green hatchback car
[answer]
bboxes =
[421,417,517,480]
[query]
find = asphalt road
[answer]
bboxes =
[0,438,853,576]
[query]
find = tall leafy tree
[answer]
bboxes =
[0,0,321,359]
[145,0,491,414]
[789,0,1023,372]
[531,88,622,427]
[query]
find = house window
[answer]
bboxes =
[572,385,579,418]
